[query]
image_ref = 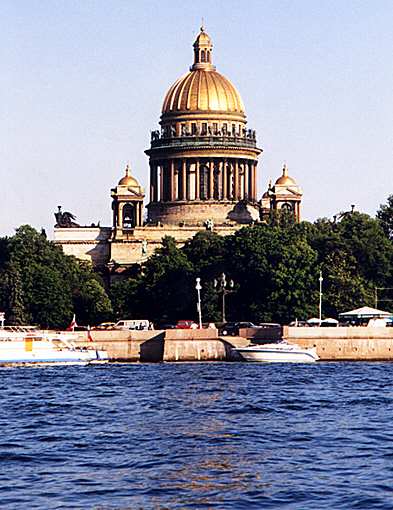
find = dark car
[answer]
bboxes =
[220,321,256,336]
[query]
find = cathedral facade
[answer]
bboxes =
[54,28,303,274]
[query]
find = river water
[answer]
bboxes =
[1,362,393,509]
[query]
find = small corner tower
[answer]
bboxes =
[111,164,145,239]
[262,164,303,222]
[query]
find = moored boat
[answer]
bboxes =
[0,328,108,366]
[233,341,319,363]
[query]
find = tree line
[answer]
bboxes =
[1,196,393,329]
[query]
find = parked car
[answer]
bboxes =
[175,320,198,329]
[220,321,256,336]
[114,319,151,330]
[93,322,116,330]
[155,323,176,330]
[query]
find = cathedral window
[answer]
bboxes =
[201,50,206,62]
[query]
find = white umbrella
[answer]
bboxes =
[321,318,339,324]
[307,317,321,325]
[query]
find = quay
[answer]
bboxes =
[75,326,393,362]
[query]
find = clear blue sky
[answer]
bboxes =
[2,0,393,236]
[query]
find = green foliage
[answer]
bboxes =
[377,195,393,240]
[226,224,318,323]
[140,236,194,323]
[0,225,112,328]
[2,207,393,328]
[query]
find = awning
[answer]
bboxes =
[339,306,391,319]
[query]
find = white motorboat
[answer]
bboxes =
[0,328,108,366]
[234,341,319,363]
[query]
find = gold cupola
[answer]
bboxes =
[118,164,140,188]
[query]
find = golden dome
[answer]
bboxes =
[162,70,245,114]
[118,164,139,187]
[275,164,297,186]
[162,28,245,115]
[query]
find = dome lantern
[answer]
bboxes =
[191,26,215,71]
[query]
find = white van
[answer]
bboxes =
[114,319,151,331]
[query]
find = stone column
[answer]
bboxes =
[118,203,124,228]
[244,161,249,200]
[234,160,239,200]
[216,160,221,200]
[195,159,200,200]
[173,164,179,200]
[254,162,258,200]
[209,160,214,199]
[222,160,227,200]
[182,160,187,200]
[170,160,175,201]
[159,164,164,201]
[149,163,154,203]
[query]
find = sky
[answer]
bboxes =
[2,0,393,237]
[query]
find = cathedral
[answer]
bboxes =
[54,27,303,275]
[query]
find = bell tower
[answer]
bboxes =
[111,164,145,240]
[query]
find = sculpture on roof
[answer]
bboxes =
[54,206,80,228]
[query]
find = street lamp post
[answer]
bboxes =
[319,271,323,324]
[214,273,234,323]
[195,277,202,329]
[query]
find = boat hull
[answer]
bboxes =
[0,331,109,366]
[234,344,319,363]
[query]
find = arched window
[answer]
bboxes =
[201,50,206,62]
[281,202,294,213]
[123,203,135,228]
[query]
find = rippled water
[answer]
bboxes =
[1,363,393,509]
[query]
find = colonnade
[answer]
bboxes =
[150,158,258,203]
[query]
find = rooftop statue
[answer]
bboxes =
[54,206,80,228]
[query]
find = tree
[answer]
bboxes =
[377,195,393,240]
[140,236,194,323]
[0,225,112,328]
[226,224,319,323]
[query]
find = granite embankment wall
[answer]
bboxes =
[76,326,393,361]
[243,326,393,361]
[76,329,249,362]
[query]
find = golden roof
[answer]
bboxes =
[275,164,298,186]
[162,28,245,115]
[118,164,140,187]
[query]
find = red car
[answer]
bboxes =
[175,320,197,329]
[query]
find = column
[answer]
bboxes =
[118,203,124,228]
[222,160,227,200]
[216,160,222,200]
[209,160,214,199]
[195,159,200,200]
[234,160,239,200]
[254,162,258,200]
[150,163,154,203]
[170,160,175,201]
[174,163,179,201]
[244,161,249,200]
[159,164,164,201]
[182,160,187,200]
